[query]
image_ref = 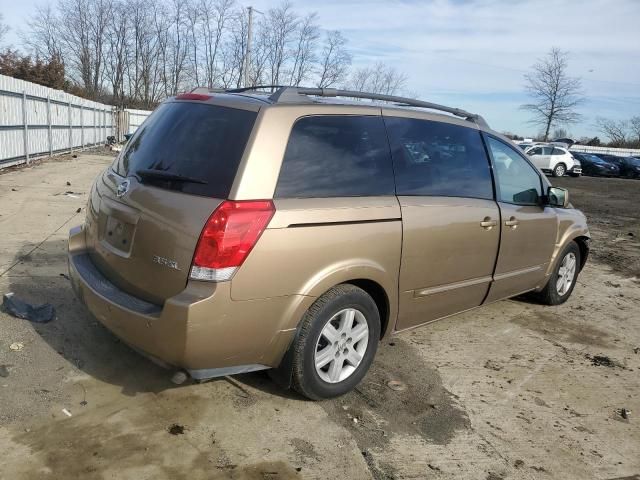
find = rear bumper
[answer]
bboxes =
[569,166,582,175]
[68,225,301,378]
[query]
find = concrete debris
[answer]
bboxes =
[484,359,503,371]
[586,354,616,368]
[9,342,24,352]
[168,424,185,435]
[617,408,630,420]
[3,292,56,323]
[386,380,407,392]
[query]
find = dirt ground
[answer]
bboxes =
[0,153,638,480]
[554,175,640,279]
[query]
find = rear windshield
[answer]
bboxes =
[113,102,256,197]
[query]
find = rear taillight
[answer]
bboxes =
[189,200,275,282]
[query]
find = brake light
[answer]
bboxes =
[176,93,211,101]
[189,200,275,282]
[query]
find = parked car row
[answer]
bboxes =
[519,143,640,179]
[571,152,640,179]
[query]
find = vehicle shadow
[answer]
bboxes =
[5,236,300,399]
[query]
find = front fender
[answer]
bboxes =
[544,208,590,278]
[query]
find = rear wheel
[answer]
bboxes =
[291,284,380,400]
[535,241,581,305]
[553,163,567,177]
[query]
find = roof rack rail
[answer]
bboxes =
[189,85,489,128]
[268,87,489,128]
[191,85,285,94]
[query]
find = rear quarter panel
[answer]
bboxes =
[230,197,402,335]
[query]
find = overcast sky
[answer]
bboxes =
[2,0,639,138]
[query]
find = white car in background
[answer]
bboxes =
[525,145,582,177]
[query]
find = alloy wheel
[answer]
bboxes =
[314,308,369,383]
[556,252,577,296]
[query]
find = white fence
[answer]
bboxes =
[0,74,152,169]
[568,144,640,157]
[126,109,151,135]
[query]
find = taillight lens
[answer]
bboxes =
[189,200,275,282]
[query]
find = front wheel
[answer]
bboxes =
[534,241,581,305]
[291,284,380,400]
[553,163,567,177]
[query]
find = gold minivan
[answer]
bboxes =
[68,87,590,399]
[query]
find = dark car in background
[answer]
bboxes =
[595,153,626,167]
[616,156,640,178]
[595,154,640,179]
[572,152,620,177]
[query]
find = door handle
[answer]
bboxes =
[480,217,497,229]
[504,216,519,228]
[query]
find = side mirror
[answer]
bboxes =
[547,187,570,208]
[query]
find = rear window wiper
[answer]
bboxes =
[135,169,208,185]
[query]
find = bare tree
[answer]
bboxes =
[185,0,200,85]
[0,13,10,45]
[104,1,129,105]
[629,116,640,143]
[597,117,629,146]
[521,48,583,141]
[199,0,233,87]
[289,12,319,86]
[551,127,568,140]
[47,0,113,97]
[248,16,272,86]
[265,1,298,86]
[349,62,407,95]
[18,0,357,103]
[219,8,247,88]
[316,30,351,88]
[22,6,62,59]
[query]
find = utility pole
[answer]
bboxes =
[244,6,254,88]
[244,6,262,88]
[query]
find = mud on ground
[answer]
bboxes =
[0,155,639,480]
[554,175,640,278]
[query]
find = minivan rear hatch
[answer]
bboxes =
[84,99,258,304]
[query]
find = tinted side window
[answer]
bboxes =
[487,136,542,205]
[116,102,256,198]
[275,115,394,198]
[385,117,493,199]
[551,148,564,155]
[542,146,553,155]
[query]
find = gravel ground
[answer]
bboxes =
[0,154,638,480]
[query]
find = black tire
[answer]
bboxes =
[291,284,380,400]
[535,241,581,305]
[553,163,567,177]
[569,172,581,177]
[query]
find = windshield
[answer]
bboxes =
[113,102,257,197]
